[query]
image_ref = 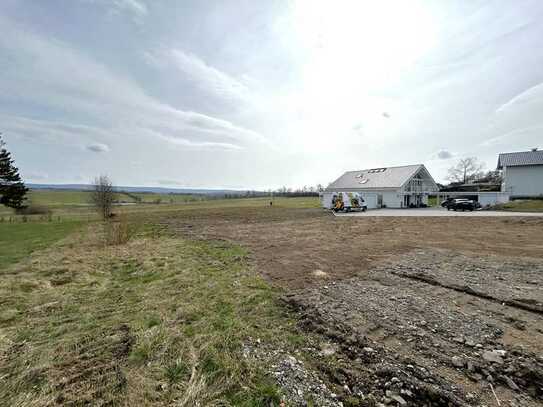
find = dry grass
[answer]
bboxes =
[494,199,543,212]
[0,221,298,406]
[104,214,135,246]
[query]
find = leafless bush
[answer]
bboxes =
[105,214,134,245]
[90,175,115,220]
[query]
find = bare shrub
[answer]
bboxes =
[90,175,115,220]
[105,214,134,245]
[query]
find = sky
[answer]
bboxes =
[1,0,543,189]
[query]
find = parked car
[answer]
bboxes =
[443,198,480,211]
[441,198,467,208]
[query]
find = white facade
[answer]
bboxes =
[322,190,433,209]
[321,191,380,209]
[502,165,543,197]
[323,164,438,209]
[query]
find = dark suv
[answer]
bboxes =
[442,198,479,211]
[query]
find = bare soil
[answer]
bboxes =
[167,207,543,406]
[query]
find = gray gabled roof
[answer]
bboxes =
[497,149,543,169]
[327,164,435,190]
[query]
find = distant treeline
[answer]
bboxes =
[223,186,322,199]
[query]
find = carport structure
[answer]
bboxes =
[434,191,510,207]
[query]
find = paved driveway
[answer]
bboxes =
[333,207,543,217]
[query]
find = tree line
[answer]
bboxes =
[222,185,323,199]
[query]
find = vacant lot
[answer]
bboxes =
[2,198,543,406]
[167,205,543,406]
[167,206,543,288]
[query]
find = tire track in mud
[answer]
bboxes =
[391,272,543,315]
[283,272,543,406]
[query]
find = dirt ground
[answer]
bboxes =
[167,207,543,406]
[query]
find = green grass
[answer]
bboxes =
[27,189,318,209]
[120,196,320,214]
[27,189,204,207]
[0,193,319,223]
[27,190,95,206]
[0,221,82,269]
[0,220,305,405]
[427,196,438,206]
[494,199,543,212]
[127,192,204,204]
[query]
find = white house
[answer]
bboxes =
[497,149,543,198]
[323,164,439,209]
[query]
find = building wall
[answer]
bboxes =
[323,189,434,209]
[320,192,334,209]
[359,193,378,209]
[321,191,380,209]
[381,191,402,208]
[503,165,543,197]
[478,192,510,207]
[322,190,393,209]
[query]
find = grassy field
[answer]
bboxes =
[0,191,320,221]
[25,189,205,208]
[0,221,82,269]
[27,190,94,206]
[0,197,317,406]
[494,199,543,212]
[2,194,542,405]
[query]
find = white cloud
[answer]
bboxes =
[86,143,110,153]
[0,18,267,152]
[86,0,148,22]
[3,2,543,188]
[171,49,250,102]
[1,115,115,143]
[156,179,185,186]
[113,0,147,17]
[142,128,243,151]
[24,172,49,181]
[437,150,453,159]
[147,48,252,104]
[496,82,543,113]
[480,125,543,147]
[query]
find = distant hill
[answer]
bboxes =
[27,183,251,196]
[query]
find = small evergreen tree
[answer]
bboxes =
[0,134,28,209]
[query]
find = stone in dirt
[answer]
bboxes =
[391,394,407,405]
[320,343,336,356]
[503,375,520,391]
[482,350,504,364]
[451,356,464,368]
[313,269,329,278]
